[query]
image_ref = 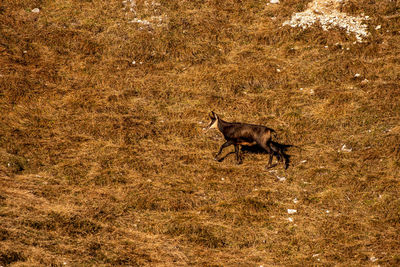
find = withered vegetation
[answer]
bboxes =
[1,0,400,265]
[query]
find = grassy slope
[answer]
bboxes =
[1,0,400,265]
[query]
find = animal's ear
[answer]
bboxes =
[210,111,215,119]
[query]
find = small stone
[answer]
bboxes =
[340,144,352,152]
[31,8,40,13]
[370,256,378,262]
[270,0,280,3]
[277,175,286,182]
[288,209,297,214]
[361,79,369,84]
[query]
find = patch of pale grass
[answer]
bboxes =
[283,0,370,42]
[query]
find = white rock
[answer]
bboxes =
[370,256,378,262]
[293,198,299,204]
[277,175,286,182]
[375,25,381,30]
[361,78,369,84]
[270,0,280,4]
[32,8,40,13]
[354,73,361,78]
[287,217,294,222]
[288,209,297,214]
[340,144,352,152]
[282,0,370,42]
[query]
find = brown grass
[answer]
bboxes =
[1,0,400,265]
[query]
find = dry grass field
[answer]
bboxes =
[1,0,400,265]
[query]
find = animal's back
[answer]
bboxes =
[222,123,273,143]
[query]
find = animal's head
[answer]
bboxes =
[205,111,219,132]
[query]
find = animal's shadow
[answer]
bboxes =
[241,141,293,169]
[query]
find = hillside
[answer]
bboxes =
[1,0,400,265]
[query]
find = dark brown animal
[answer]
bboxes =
[205,111,278,168]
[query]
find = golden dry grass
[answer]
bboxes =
[1,0,400,265]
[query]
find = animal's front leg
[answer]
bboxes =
[217,151,235,162]
[214,141,233,161]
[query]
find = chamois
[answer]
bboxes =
[205,111,277,168]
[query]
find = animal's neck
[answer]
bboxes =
[217,118,229,133]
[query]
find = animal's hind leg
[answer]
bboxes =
[267,153,274,168]
[235,144,243,164]
[258,140,275,168]
[215,140,233,161]
[282,153,290,169]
